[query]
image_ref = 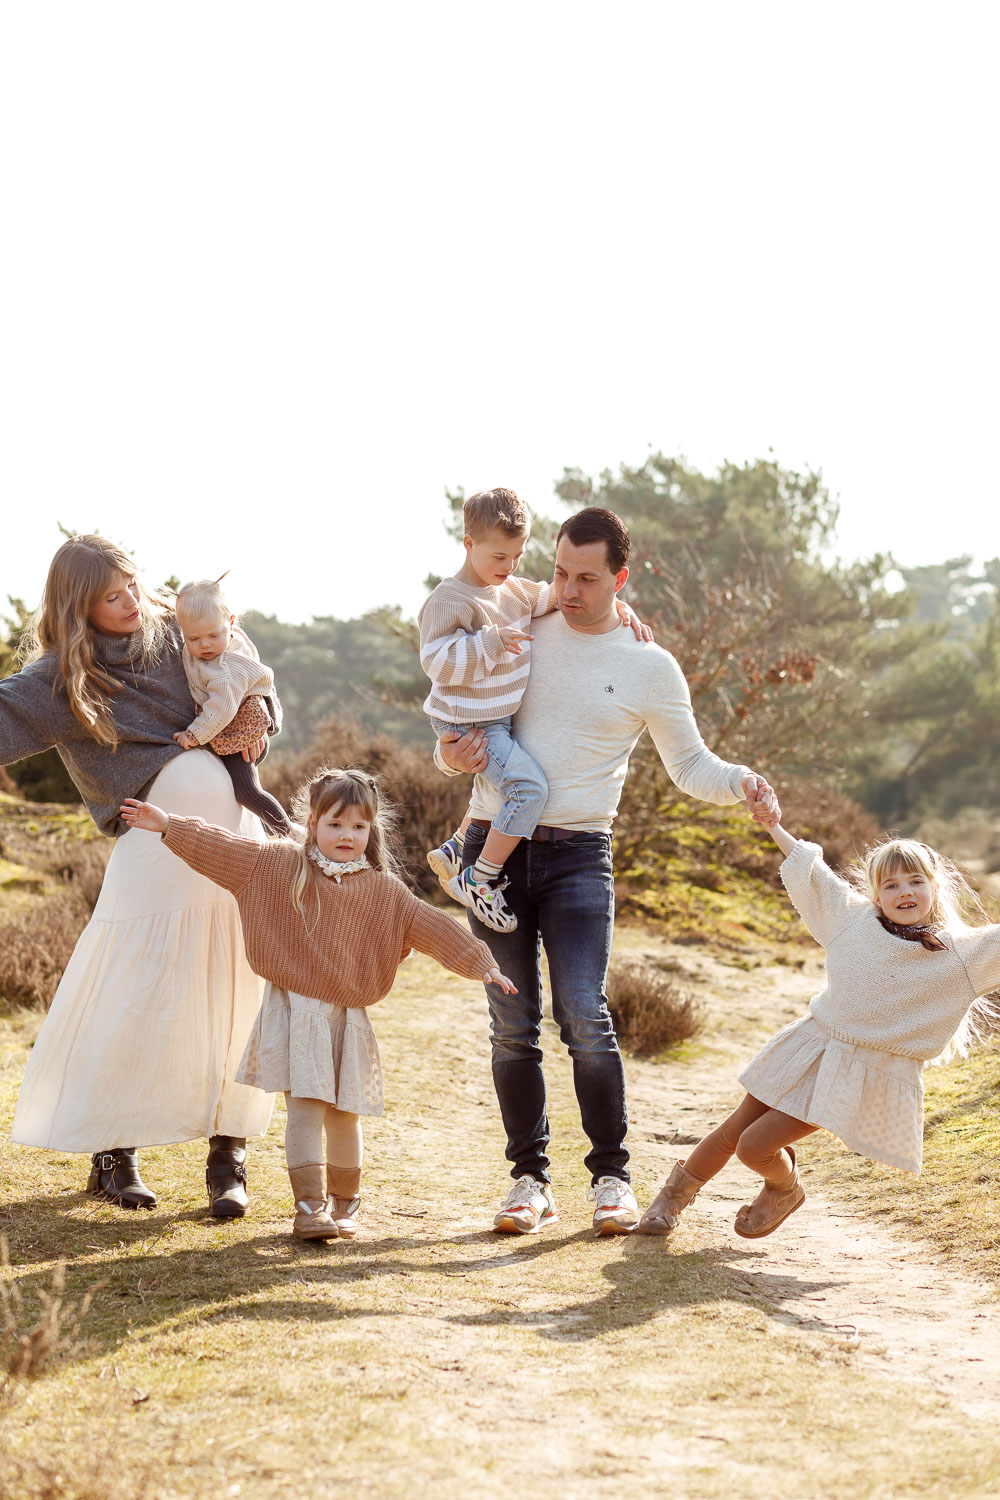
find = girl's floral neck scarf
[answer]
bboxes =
[876,913,947,951]
[307,847,370,883]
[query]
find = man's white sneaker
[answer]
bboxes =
[427,837,464,894]
[448,868,518,933]
[493,1175,558,1234]
[588,1176,640,1236]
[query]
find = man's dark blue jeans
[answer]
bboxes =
[463,822,629,1186]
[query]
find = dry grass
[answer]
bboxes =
[607,950,704,1056]
[1,1236,102,1386]
[3,950,1000,1498]
[806,1035,1000,1281]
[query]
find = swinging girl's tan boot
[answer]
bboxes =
[734,1147,805,1239]
[637,1159,704,1237]
[288,1164,339,1242]
[327,1165,362,1240]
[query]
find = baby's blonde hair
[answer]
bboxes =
[850,835,995,1059]
[175,576,232,628]
[26,534,172,747]
[289,766,401,927]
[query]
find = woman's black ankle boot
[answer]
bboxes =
[206,1136,248,1219]
[87,1149,157,1210]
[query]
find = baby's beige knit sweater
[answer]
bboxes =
[163,816,495,1006]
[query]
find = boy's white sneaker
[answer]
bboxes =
[493,1175,558,1234]
[427,837,464,894]
[448,868,518,933]
[589,1176,640,1236]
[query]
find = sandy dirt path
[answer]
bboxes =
[621,940,1000,1422]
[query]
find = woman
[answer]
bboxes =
[0,534,279,1215]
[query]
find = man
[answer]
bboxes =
[437,506,777,1236]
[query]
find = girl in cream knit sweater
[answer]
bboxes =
[638,820,1000,1241]
[122,767,513,1243]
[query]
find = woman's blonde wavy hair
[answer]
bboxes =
[290,766,401,928]
[25,534,173,748]
[849,835,995,1060]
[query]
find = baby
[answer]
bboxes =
[173,576,292,837]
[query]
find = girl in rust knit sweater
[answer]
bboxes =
[121,767,513,1243]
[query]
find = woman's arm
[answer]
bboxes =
[0,661,60,766]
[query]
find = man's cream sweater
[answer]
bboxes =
[162,816,496,1006]
[462,611,750,833]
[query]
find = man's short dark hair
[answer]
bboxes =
[556,507,630,574]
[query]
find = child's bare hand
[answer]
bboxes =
[498,627,533,655]
[120,799,169,835]
[742,772,781,826]
[483,965,518,994]
[616,600,654,642]
[173,730,199,749]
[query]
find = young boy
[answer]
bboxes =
[418,488,551,934]
[419,488,643,933]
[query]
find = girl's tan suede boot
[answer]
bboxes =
[327,1165,362,1240]
[288,1164,339,1241]
[734,1148,805,1239]
[637,1159,704,1237]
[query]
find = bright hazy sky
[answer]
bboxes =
[2,4,997,626]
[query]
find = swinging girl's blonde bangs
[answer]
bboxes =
[27,535,173,747]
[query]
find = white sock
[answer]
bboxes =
[472,855,504,884]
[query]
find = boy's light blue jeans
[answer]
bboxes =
[430,714,548,839]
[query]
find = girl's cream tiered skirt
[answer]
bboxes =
[738,1014,924,1173]
[12,751,273,1153]
[238,986,384,1116]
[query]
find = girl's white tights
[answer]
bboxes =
[284,1094,362,1170]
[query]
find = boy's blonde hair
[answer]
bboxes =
[463,488,529,540]
[851,835,995,1060]
[26,533,172,747]
[289,766,401,926]
[175,576,232,627]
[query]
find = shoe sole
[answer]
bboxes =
[593,1215,639,1237]
[209,1200,247,1219]
[426,850,460,894]
[493,1208,559,1235]
[86,1186,156,1211]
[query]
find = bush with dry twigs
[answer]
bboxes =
[0,1237,102,1391]
[265,716,470,898]
[607,951,704,1056]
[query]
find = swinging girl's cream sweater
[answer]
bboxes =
[781,840,1000,1059]
[162,816,495,1006]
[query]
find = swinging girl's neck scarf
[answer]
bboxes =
[876,912,947,951]
[307,847,370,883]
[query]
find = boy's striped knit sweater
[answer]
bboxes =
[418,575,553,725]
[162,815,496,1006]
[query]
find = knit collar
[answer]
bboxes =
[876,911,947,952]
[307,846,370,883]
[91,627,148,669]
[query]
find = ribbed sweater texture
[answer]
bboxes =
[182,626,276,744]
[418,575,553,724]
[781,840,1000,1058]
[162,815,496,1005]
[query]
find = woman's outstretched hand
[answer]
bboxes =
[120,798,169,834]
[483,965,517,994]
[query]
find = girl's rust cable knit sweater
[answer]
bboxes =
[162,816,496,1006]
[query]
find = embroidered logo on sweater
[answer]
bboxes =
[604,684,615,694]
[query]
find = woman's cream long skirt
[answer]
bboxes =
[12,750,274,1153]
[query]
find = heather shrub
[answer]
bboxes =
[265,717,470,898]
[607,951,704,1055]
